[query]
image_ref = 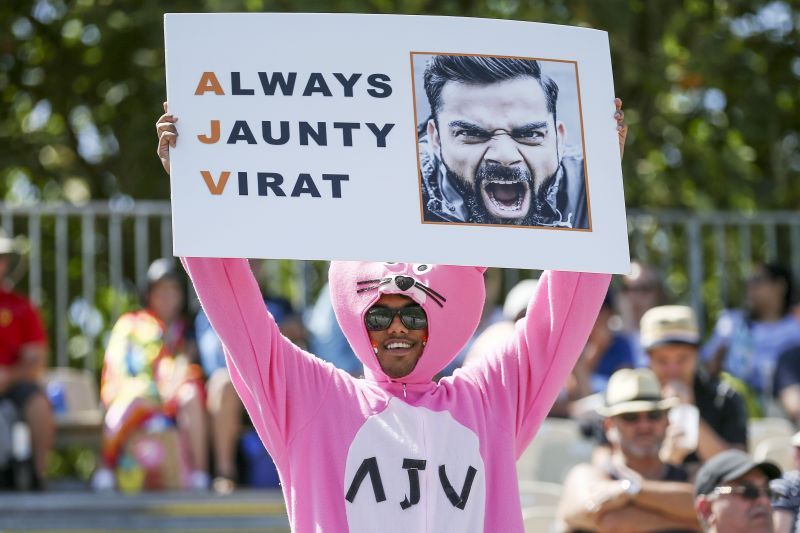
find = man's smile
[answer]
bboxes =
[383,338,418,356]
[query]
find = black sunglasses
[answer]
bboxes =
[617,411,666,423]
[712,484,774,501]
[364,306,428,331]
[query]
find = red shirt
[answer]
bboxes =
[0,289,46,367]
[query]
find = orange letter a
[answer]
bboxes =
[200,170,230,195]
[195,72,225,95]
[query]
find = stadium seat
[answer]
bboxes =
[44,368,104,450]
[753,435,794,472]
[748,417,795,454]
[519,480,562,533]
[517,418,592,484]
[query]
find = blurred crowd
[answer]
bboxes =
[4,224,800,531]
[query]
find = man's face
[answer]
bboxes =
[700,469,774,533]
[606,409,668,459]
[366,294,428,379]
[746,267,785,319]
[427,76,566,225]
[622,263,662,322]
[648,344,698,387]
[147,278,184,324]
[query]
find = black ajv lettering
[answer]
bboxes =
[400,459,426,510]
[439,465,477,510]
[346,457,386,504]
[345,458,478,511]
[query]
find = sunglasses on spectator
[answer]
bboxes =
[364,306,428,331]
[712,484,774,501]
[616,410,666,423]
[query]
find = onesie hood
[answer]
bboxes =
[329,261,486,384]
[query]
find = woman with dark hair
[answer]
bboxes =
[703,263,800,415]
[93,259,209,491]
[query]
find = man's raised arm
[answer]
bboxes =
[159,105,335,459]
[462,100,625,452]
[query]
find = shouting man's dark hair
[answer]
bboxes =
[423,55,559,122]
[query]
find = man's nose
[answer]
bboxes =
[484,133,523,167]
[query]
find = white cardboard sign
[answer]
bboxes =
[165,13,630,273]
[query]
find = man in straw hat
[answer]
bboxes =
[642,305,747,470]
[557,368,700,532]
[0,229,53,487]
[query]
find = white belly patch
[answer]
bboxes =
[343,400,486,532]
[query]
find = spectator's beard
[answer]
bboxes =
[620,434,664,459]
[444,162,557,226]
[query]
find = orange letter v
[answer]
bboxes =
[200,170,230,195]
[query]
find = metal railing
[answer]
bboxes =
[2,201,799,370]
[627,209,800,332]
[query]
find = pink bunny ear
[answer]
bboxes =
[475,267,488,274]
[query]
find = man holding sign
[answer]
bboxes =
[157,100,626,530]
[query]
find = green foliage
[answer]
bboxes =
[1,1,798,209]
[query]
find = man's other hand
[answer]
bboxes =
[615,98,628,159]
[156,101,178,175]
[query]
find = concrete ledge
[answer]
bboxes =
[0,489,290,531]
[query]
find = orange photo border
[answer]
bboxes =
[409,51,592,232]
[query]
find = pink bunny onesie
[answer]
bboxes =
[182,257,610,532]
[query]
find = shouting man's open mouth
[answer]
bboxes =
[480,179,532,221]
[474,163,534,222]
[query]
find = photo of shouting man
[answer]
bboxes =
[415,53,589,229]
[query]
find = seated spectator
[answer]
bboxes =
[0,229,53,488]
[196,295,306,493]
[694,449,781,533]
[771,431,800,533]
[95,259,208,491]
[703,263,800,414]
[557,368,700,533]
[773,344,800,425]
[618,261,668,368]
[642,305,748,473]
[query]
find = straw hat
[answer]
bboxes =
[640,305,700,350]
[598,368,679,417]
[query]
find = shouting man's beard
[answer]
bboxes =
[444,162,557,226]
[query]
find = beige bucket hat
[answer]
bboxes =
[598,368,679,417]
[640,305,700,350]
